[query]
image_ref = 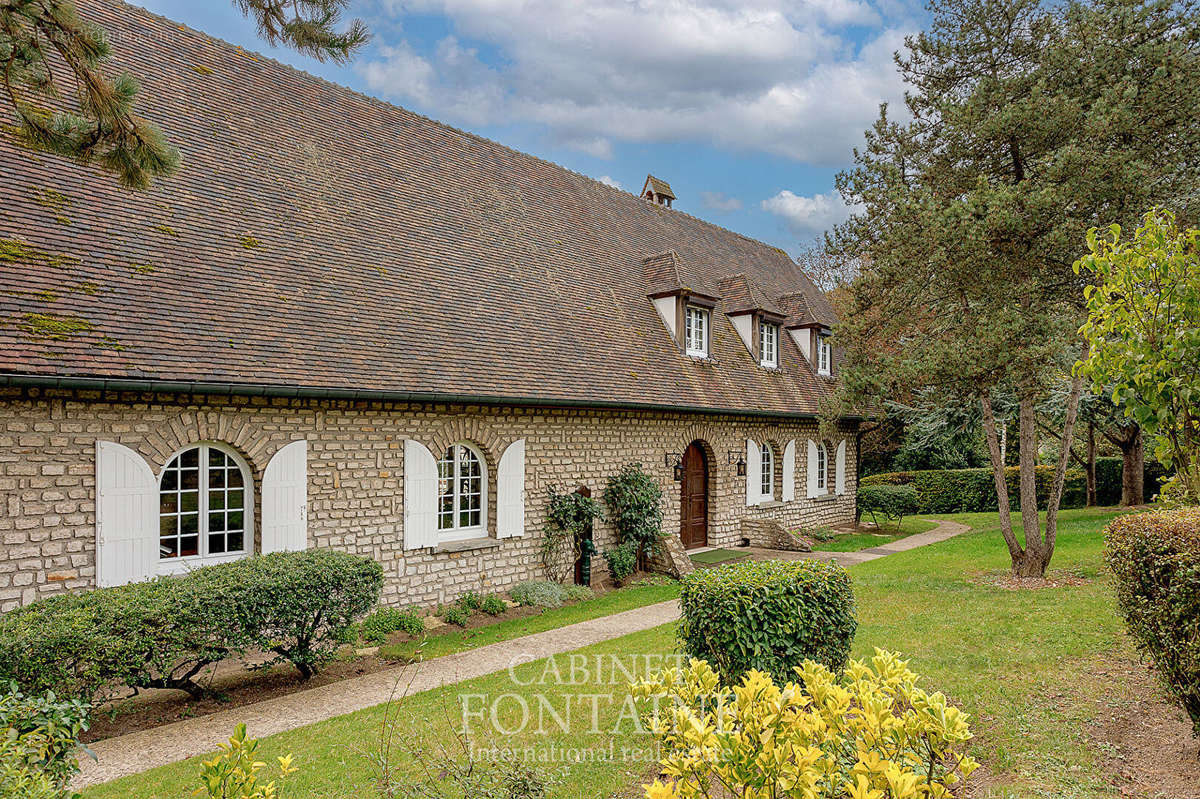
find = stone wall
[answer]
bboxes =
[0,387,858,611]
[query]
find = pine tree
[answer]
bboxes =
[0,0,367,189]
[829,0,1200,576]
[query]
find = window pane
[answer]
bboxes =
[227,532,244,552]
[180,535,199,557]
[160,493,178,513]
[181,490,199,513]
[181,448,199,468]
[180,513,199,535]
[160,538,178,558]
[209,532,227,554]
[227,490,244,510]
[227,467,244,488]
[210,491,225,510]
[162,470,178,491]
[228,510,243,530]
[160,516,176,537]
[208,467,226,489]
[209,512,226,532]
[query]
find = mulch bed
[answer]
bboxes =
[1085,657,1200,798]
[968,568,1094,590]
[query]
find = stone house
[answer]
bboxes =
[0,0,860,611]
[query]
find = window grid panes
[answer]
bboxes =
[160,444,247,561]
[817,444,828,492]
[684,306,708,357]
[818,336,832,375]
[761,443,775,499]
[760,321,778,367]
[438,444,483,533]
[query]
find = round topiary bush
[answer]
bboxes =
[856,484,919,527]
[678,559,857,683]
[1105,507,1200,737]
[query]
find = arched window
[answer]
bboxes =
[159,443,252,569]
[816,442,829,492]
[760,442,775,500]
[437,443,487,539]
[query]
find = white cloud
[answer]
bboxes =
[761,189,860,236]
[700,191,743,211]
[359,1,912,164]
[596,175,622,189]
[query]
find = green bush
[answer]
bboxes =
[0,550,383,699]
[604,464,665,558]
[856,484,919,527]
[564,584,594,602]
[1105,508,1200,737]
[192,549,382,680]
[861,465,1088,514]
[480,595,507,616]
[458,591,483,612]
[510,580,570,609]
[441,605,471,627]
[361,607,425,644]
[0,686,91,797]
[679,560,857,683]
[602,542,638,582]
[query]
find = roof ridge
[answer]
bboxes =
[104,0,798,267]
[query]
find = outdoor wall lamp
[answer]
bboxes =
[726,450,747,477]
[665,453,684,481]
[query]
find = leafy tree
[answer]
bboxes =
[829,0,1200,576]
[0,0,367,188]
[1076,210,1200,501]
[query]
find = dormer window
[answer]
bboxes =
[817,335,832,375]
[759,320,779,368]
[684,305,709,358]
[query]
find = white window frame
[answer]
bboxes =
[817,442,828,493]
[759,321,779,368]
[684,305,709,358]
[437,442,488,541]
[818,335,832,376]
[760,442,775,501]
[157,442,253,575]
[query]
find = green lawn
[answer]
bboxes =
[378,580,680,662]
[88,506,1139,799]
[814,515,938,551]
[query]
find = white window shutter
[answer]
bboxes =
[745,438,760,506]
[497,438,527,539]
[835,440,848,495]
[262,440,308,553]
[806,439,820,498]
[95,441,157,587]
[403,439,438,549]
[782,440,796,502]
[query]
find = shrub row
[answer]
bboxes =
[1104,508,1200,737]
[679,559,857,683]
[0,549,383,702]
[862,458,1164,514]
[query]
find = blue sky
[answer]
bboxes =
[131,0,922,255]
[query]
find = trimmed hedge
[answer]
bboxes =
[1105,508,1200,737]
[0,549,382,701]
[856,484,919,526]
[862,458,1164,514]
[679,560,857,682]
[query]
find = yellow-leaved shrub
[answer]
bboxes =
[631,649,977,799]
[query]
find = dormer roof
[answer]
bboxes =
[642,251,720,300]
[717,274,786,319]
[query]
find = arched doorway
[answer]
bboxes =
[679,441,709,549]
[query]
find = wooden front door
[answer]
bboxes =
[680,442,708,549]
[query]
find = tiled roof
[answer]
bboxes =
[717,274,786,318]
[0,0,840,417]
[642,251,720,299]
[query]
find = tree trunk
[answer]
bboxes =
[1016,396,1045,576]
[1086,421,1097,507]
[1120,426,1144,506]
[981,396,1023,563]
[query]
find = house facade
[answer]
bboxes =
[0,0,858,611]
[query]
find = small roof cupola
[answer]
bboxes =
[641,175,676,207]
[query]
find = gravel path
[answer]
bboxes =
[77,518,970,789]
